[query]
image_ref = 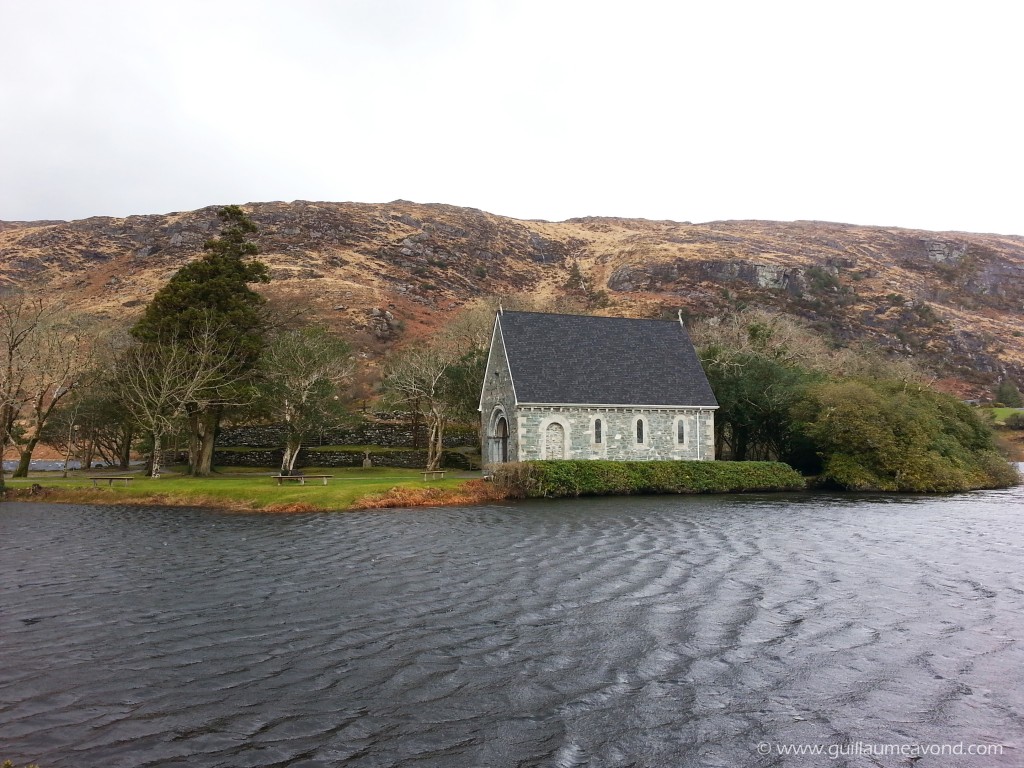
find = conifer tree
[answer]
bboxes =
[131,205,269,475]
[995,378,1022,407]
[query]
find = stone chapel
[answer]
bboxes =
[478,310,718,464]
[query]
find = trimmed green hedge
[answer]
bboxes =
[494,460,806,499]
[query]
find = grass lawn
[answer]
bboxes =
[988,407,1024,424]
[1,466,483,512]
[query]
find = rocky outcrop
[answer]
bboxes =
[1,202,1023,395]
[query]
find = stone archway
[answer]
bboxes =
[495,416,509,463]
[487,407,510,464]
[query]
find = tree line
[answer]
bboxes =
[1,206,490,488]
[2,206,1018,493]
[693,309,1019,492]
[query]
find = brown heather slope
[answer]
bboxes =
[1,200,1022,397]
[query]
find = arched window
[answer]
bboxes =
[594,418,602,444]
[636,418,644,444]
[677,419,686,444]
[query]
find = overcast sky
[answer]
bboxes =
[2,0,1022,234]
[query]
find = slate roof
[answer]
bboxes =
[497,311,718,407]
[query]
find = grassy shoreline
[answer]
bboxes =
[3,457,1018,512]
[0,467,498,513]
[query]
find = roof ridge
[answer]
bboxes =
[501,309,680,324]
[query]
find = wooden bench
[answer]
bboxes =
[272,474,333,486]
[421,470,446,481]
[91,476,134,487]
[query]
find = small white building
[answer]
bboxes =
[479,310,718,464]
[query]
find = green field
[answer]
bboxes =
[2,466,476,512]
[984,407,1024,425]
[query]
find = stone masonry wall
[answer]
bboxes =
[478,323,520,463]
[218,421,478,449]
[515,407,716,462]
[213,448,473,470]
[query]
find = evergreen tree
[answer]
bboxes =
[131,205,269,475]
[995,378,1023,407]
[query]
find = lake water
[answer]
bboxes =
[2,460,82,472]
[1,485,1022,767]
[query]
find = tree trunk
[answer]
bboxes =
[117,427,133,470]
[434,419,444,471]
[0,403,12,493]
[82,440,95,470]
[733,428,748,462]
[281,436,302,473]
[425,412,446,471]
[12,438,39,477]
[151,432,163,478]
[425,421,439,471]
[189,405,221,477]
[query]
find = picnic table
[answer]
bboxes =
[421,470,446,481]
[271,474,333,486]
[90,476,134,487]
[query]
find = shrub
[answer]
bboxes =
[1005,412,1024,430]
[490,461,538,499]
[492,460,805,498]
[801,379,1020,492]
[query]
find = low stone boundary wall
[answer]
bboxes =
[217,421,479,449]
[214,448,475,470]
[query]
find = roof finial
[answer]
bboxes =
[677,308,684,327]
[499,301,504,315]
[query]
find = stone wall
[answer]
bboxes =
[515,407,716,462]
[217,420,479,449]
[478,324,520,462]
[214,448,474,470]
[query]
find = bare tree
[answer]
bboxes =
[692,308,835,371]
[1,291,69,491]
[9,312,97,477]
[42,376,138,471]
[381,304,496,472]
[111,323,248,478]
[257,326,354,473]
[383,343,461,471]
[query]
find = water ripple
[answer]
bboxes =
[2,488,1023,767]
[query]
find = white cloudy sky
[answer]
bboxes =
[2,0,1022,233]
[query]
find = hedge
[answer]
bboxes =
[493,460,806,499]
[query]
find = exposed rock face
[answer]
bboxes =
[1,202,1022,395]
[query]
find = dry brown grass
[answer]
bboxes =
[349,480,505,510]
[998,431,1024,462]
[2,477,508,512]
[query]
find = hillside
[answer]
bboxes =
[2,200,1023,397]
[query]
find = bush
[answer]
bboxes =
[1005,412,1024,430]
[490,461,537,499]
[491,460,805,499]
[801,380,1021,492]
